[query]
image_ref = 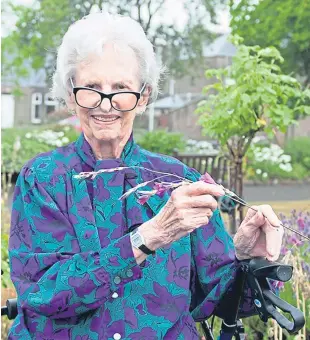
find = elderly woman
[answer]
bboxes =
[9,11,283,340]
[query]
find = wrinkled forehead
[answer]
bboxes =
[75,42,140,86]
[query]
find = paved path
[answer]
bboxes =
[244,183,310,202]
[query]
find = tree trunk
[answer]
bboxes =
[227,153,244,234]
[235,156,244,225]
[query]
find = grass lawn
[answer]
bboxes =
[222,200,310,229]
[248,200,310,215]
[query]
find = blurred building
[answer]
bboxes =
[149,35,310,144]
[2,35,310,145]
[1,60,61,128]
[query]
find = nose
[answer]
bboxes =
[99,97,112,113]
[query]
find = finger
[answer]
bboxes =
[263,221,284,261]
[259,205,281,227]
[242,205,260,224]
[183,207,213,221]
[177,195,218,210]
[239,209,266,239]
[182,208,213,227]
[179,181,224,197]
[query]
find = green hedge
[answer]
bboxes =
[137,129,186,156]
[284,137,310,171]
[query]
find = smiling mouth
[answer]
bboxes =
[91,115,120,123]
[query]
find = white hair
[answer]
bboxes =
[52,11,165,104]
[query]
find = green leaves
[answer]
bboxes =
[137,130,186,155]
[195,37,310,155]
[2,0,220,86]
[230,0,310,85]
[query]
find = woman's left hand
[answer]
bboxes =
[234,205,284,261]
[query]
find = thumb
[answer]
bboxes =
[241,210,266,238]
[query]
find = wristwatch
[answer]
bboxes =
[130,229,155,255]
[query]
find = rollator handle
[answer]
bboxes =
[246,257,305,334]
[1,298,18,320]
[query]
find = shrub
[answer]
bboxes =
[284,137,310,171]
[245,141,309,182]
[137,130,186,156]
[1,125,80,174]
[185,139,219,155]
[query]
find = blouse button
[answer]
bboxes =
[112,292,118,299]
[113,333,121,340]
[126,269,133,277]
[114,276,121,284]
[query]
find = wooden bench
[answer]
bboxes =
[172,151,229,186]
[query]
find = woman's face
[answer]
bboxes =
[68,43,149,143]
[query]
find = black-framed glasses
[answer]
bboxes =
[70,78,146,112]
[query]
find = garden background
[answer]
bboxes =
[2,0,310,339]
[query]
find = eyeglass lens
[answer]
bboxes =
[76,89,138,111]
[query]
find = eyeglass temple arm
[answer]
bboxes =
[140,82,147,94]
[69,77,75,89]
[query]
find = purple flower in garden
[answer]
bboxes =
[297,217,305,230]
[301,261,310,276]
[271,280,285,291]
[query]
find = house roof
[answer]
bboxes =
[154,93,203,110]
[203,34,236,58]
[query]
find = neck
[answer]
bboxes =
[85,131,132,159]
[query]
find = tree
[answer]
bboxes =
[230,0,310,85]
[2,0,217,89]
[195,36,310,232]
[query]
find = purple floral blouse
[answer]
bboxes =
[8,133,253,339]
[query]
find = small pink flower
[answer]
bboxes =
[199,173,214,184]
[272,281,285,290]
[297,217,305,230]
[153,182,167,198]
[137,194,151,205]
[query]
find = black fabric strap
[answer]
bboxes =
[138,244,155,256]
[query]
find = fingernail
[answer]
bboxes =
[269,247,276,256]
[216,186,225,195]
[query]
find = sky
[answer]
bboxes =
[1,0,231,37]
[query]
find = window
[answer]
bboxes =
[31,93,42,124]
[44,93,58,115]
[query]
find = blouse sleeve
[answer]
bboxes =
[184,167,256,321]
[9,166,143,319]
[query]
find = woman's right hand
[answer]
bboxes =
[139,181,225,250]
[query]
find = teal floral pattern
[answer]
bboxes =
[9,133,253,339]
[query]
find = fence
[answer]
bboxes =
[172,151,229,186]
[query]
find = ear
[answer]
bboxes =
[66,92,76,111]
[136,85,152,110]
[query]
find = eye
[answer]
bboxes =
[115,83,128,91]
[84,83,99,89]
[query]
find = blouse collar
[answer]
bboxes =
[75,132,136,170]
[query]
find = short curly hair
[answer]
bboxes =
[52,11,165,105]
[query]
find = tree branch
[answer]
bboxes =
[145,0,165,33]
[241,130,258,157]
[137,0,142,26]
[226,141,235,160]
